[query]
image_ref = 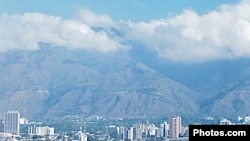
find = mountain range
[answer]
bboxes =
[1,42,250,121]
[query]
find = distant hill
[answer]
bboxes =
[0,45,200,120]
[201,67,250,120]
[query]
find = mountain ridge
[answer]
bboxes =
[0,46,201,120]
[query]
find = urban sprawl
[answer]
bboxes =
[1,111,250,141]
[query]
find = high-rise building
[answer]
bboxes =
[4,111,20,135]
[134,124,143,140]
[169,116,181,138]
[127,127,133,140]
[78,131,87,141]
[162,121,169,138]
[0,119,4,132]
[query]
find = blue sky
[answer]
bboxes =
[0,0,239,21]
[1,0,250,64]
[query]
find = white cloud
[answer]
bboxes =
[127,0,250,63]
[76,9,115,28]
[0,11,127,53]
[1,0,250,63]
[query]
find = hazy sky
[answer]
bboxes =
[1,0,249,63]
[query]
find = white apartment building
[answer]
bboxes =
[28,126,54,136]
[78,131,87,141]
[4,111,20,135]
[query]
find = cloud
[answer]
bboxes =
[0,11,127,53]
[76,9,115,28]
[1,0,250,63]
[127,0,250,63]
